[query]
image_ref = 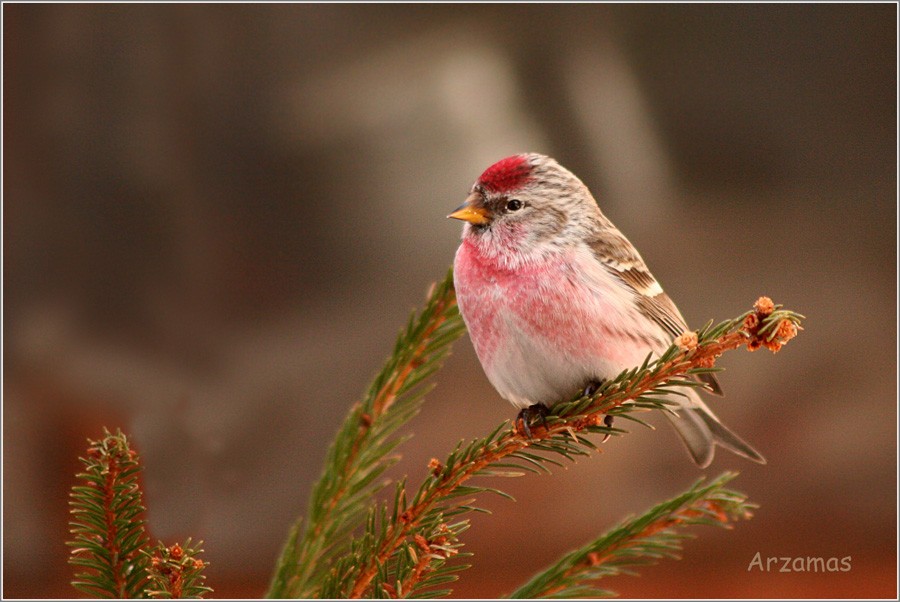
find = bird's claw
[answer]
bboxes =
[582,380,614,442]
[516,403,550,438]
[583,379,605,397]
[601,414,614,442]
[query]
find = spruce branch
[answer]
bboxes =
[334,294,802,598]
[143,539,212,599]
[508,471,755,598]
[67,428,151,598]
[267,268,465,598]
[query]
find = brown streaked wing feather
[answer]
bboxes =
[617,267,656,293]
[589,230,647,275]
[588,232,724,395]
[636,288,724,395]
[636,290,723,395]
[588,231,688,333]
[636,291,688,338]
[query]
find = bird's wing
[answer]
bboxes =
[587,230,723,395]
[588,229,688,335]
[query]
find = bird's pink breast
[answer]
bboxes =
[454,238,637,374]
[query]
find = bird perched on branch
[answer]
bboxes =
[449,153,765,467]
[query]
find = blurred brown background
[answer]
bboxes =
[4,3,896,599]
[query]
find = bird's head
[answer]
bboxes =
[448,153,599,249]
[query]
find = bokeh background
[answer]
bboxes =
[4,3,896,599]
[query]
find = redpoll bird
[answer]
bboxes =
[448,153,765,467]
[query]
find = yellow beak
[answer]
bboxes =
[447,194,491,225]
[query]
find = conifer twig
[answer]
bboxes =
[336,295,802,598]
[67,429,215,599]
[267,269,465,598]
[508,471,755,598]
[67,428,151,598]
[143,539,212,599]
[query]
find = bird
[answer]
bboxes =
[448,152,765,468]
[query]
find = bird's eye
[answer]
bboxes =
[506,199,523,212]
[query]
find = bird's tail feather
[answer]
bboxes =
[695,406,767,464]
[663,393,766,468]
[664,405,715,468]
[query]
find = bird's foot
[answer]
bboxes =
[601,414,614,443]
[583,380,614,442]
[515,403,550,438]
[582,379,605,397]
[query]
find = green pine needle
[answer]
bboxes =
[322,284,802,598]
[261,267,803,598]
[67,428,151,598]
[508,472,755,598]
[266,268,465,598]
[143,538,212,599]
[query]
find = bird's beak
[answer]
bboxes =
[447,193,491,225]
